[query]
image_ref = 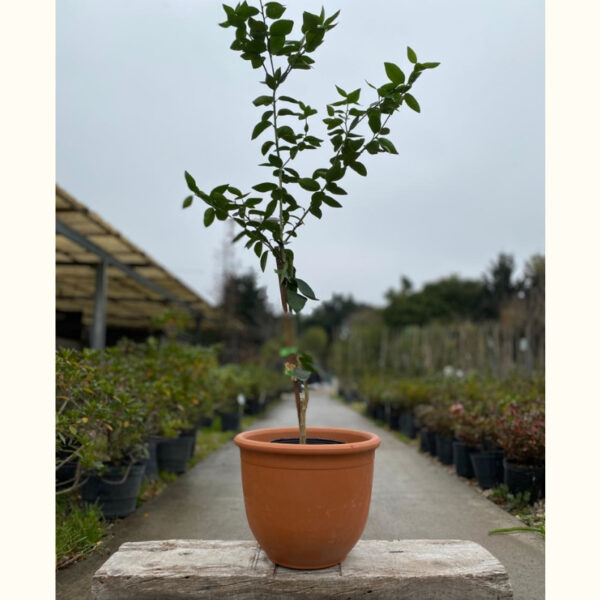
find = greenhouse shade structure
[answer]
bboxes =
[56,185,213,349]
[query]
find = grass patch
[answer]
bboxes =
[188,430,236,468]
[56,497,108,569]
[347,400,367,415]
[487,484,545,537]
[394,431,412,444]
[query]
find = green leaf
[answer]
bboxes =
[407,46,417,64]
[261,140,274,155]
[367,109,381,133]
[298,178,320,191]
[321,195,342,208]
[260,250,269,272]
[420,61,440,69]
[286,288,307,313]
[254,242,263,257]
[365,140,379,154]
[326,161,345,181]
[335,85,347,97]
[349,161,367,176]
[299,352,316,372]
[296,278,317,300]
[302,11,321,31]
[309,204,322,218]
[253,95,273,107]
[204,208,216,226]
[280,346,298,357]
[325,182,347,195]
[270,19,293,35]
[379,138,399,154]
[276,125,296,143]
[264,198,278,218]
[384,62,405,85]
[252,182,278,192]
[252,120,271,139]
[404,93,420,113]
[346,88,361,103]
[265,2,286,19]
[182,195,193,209]
[270,35,286,54]
[184,171,201,195]
[279,96,300,104]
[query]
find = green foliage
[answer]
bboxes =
[356,374,545,455]
[56,497,107,569]
[183,1,438,317]
[56,341,286,490]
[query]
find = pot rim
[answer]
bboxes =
[234,426,380,455]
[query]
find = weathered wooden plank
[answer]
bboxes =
[92,539,513,599]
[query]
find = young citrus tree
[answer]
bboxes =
[183,1,439,443]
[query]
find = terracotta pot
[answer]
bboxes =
[234,426,380,570]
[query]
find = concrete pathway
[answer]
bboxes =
[56,388,544,599]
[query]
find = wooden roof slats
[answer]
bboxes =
[56,185,212,328]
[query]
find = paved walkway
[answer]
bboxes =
[56,388,544,599]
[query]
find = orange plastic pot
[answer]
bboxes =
[234,426,380,569]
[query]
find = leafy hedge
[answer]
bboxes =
[348,374,544,464]
[56,339,288,488]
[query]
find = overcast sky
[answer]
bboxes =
[56,0,544,311]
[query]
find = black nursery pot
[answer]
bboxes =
[424,430,437,455]
[140,436,163,481]
[470,451,505,490]
[244,397,261,416]
[157,434,195,473]
[81,462,146,519]
[452,441,476,479]
[180,428,198,459]
[56,459,78,490]
[504,459,545,501]
[419,428,430,453]
[196,415,214,429]
[401,413,418,439]
[436,434,454,465]
[219,411,241,432]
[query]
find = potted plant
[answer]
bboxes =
[496,402,545,501]
[183,1,438,569]
[466,404,505,490]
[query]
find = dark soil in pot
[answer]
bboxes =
[219,411,241,432]
[157,434,195,473]
[504,459,545,501]
[81,462,146,519]
[270,438,345,445]
[453,441,476,478]
[435,434,454,465]
[470,451,504,489]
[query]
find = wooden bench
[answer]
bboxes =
[92,539,512,599]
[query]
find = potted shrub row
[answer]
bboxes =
[56,343,286,519]
[355,374,545,499]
